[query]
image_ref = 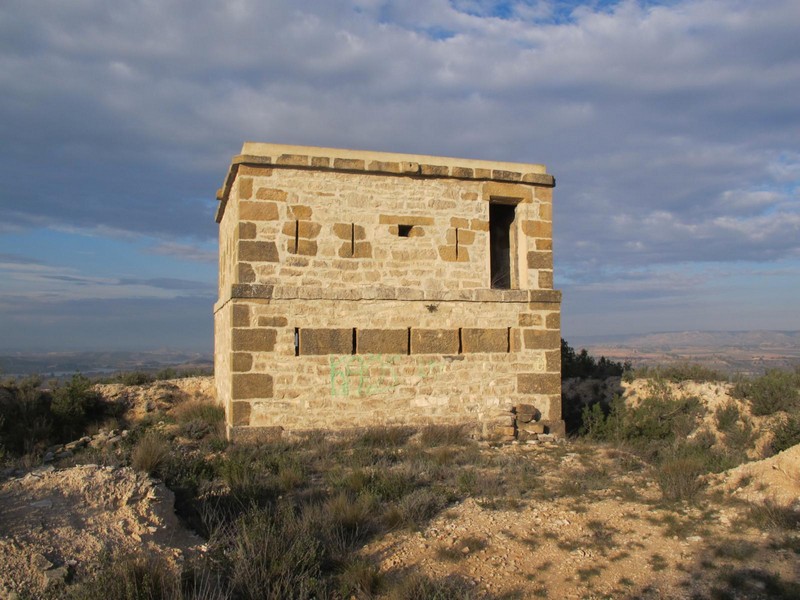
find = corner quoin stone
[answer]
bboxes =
[232,328,277,352]
[517,373,561,395]
[232,374,273,399]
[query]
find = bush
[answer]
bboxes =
[386,574,476,600]
[338,559,383,599]
[172,399,224,440]
[131,432,171,476]
[770,414,800,454]
[561,338,627,380]
[633,363,727,383]
[0,376,52,455]
[113,371,155,386]
[222,504,326,600]
[51,374,107,440]
[733,369,800,416]
[69,552,180,600]
[581,391,703,451]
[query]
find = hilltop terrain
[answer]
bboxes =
[572,330,800,375]
[0,374,798,599]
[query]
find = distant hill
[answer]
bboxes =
[0,350,212,379]
[569,330,800,375]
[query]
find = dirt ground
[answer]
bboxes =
[0,464,201,599]
[0,377,798,599]
[362,441,800,599]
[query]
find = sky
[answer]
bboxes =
[1,0,799,352]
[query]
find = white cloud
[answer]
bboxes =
[1,0,799,340]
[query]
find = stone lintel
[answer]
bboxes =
[356,329,409,354]
[299,328,353,355]
[411,329,459,354]
[461,328,509,353]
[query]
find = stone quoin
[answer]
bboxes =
[214,143,562,441]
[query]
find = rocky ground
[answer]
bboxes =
[362,441,800,599]
[0,376,798,599]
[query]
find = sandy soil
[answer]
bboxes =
[362,442,800,599]
[0,464,201,599]
[1,376,797,599]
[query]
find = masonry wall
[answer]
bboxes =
[214,146,561,440]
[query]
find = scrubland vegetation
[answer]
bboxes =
[1,349,799,599]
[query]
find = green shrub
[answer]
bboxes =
[0,376,52,455]
[715,402,755,458]
[770,414,800,454]
[172,399,224,440]
[131,432,171,476]
[715,402,741,432]
[581,390,703,452]
[69,552,180,600]
[224,504,326,600]
[655,452,709,503]
[633,363,727,383]
[113,371,155,386]
[744,500,800,531]
[385,574,476,600]
[51,374,107,440]
[338,559,383,599]
[561,338,627,380]
[733,369,800,415]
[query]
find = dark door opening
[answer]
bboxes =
[490,203,516,289]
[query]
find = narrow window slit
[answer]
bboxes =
[455,227,459,259]
[407,328,411,355]
[458,328,463,354]
[506,327,511,353]
[293,220,299,254]
[490,203,516,289]
[294,327,300,356]
[352,328,357,354]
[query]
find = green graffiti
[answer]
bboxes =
[330,355,443,397]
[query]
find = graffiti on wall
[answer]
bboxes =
[329,354,443,397]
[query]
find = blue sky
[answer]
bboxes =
[1,0,799,352]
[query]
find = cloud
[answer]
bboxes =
[1,0,799,345]
[0,259,213,303]
[146,242,217,263]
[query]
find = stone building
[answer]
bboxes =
[214,143,562,440]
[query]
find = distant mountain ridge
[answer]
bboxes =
[0,350,213,378]
[572,330,800,350]
[570,330,800,375]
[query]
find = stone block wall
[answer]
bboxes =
[214,144,562,440]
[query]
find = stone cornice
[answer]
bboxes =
[215,143,555,222]
[214,285,561,311]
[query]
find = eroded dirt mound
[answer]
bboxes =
[711,443,800,507]
[95,375,215,421]
[0,464,200,598]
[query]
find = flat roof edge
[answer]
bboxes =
[215,143,555,222]
[241,142,548,174]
